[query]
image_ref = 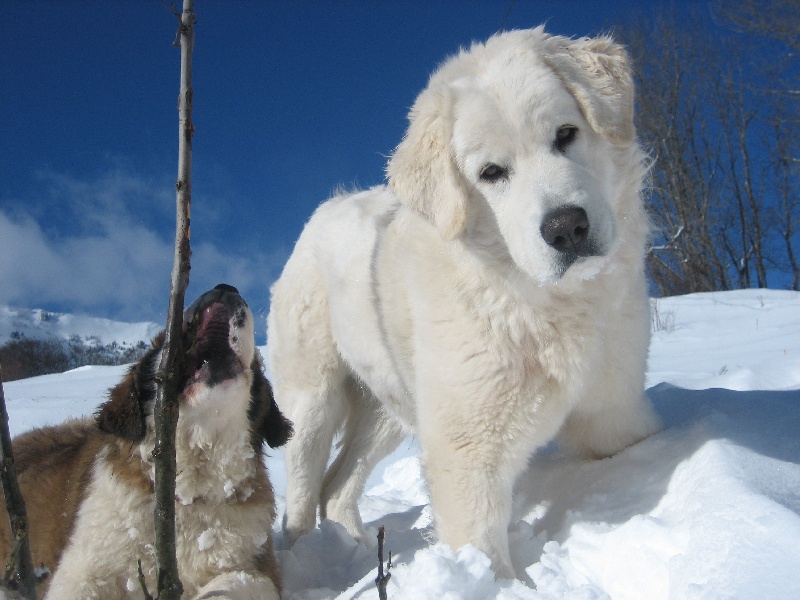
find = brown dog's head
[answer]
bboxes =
[96,284,292,451]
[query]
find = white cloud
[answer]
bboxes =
[0,208,173,318]
[0,169,289,333]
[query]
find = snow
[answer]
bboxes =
[198,529,217,552]
[2,289,799,598]
[0,304,159,347]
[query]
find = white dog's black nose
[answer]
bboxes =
[540,206,590,253]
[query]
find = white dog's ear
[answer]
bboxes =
[542,35,635,145]
[387,83,468,241]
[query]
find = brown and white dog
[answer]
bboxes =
[0,284,292,599]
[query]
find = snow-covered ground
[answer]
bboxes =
[3,289,800,599]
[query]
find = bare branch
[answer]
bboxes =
[138,559,155,600]
[152,0,195,598]
[0,368,37,599]
[648,225,685,254]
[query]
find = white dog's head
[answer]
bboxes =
[387,27,647,284]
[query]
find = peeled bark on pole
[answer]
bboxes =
[0,367,37,599]
[152,1,195,598]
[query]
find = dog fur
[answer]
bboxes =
[0,284,292,599]
[267,27,659,578]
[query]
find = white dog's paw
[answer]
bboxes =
[282,510,317,549]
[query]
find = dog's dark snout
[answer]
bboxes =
[183,284,247,328]
[541,206,590,252]
[214,283,240,295]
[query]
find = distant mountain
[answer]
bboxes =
[0,306,161,347]
[0,306,161,381]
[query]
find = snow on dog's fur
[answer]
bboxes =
[0,284,292,599]
[267,27,659,579]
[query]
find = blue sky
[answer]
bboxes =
[1,1,707,340]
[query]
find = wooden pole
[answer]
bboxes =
[0,367,37,599]
[152,1,195,598]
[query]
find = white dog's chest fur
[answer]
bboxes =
[317,188,628,434]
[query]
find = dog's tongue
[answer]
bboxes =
[195,302,229,352]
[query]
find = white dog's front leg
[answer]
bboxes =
[419,425,519,579]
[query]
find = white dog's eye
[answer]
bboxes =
[555,125,578,153]
[479,163,509,183]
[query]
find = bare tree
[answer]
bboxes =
[712,0,800,54]
[773,116,800,289]
[621,2,800,294]
[712,0,800,290]
[625,11,728,294]
[712,49,770,288]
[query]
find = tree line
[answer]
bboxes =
[0,335,149,382]
[620,0,799,295]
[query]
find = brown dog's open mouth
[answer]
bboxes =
[182,297,242,392]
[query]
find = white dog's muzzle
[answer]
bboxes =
[540,204,604,276]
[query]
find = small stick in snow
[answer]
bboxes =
[376,526,392,600]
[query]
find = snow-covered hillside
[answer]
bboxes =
[0,305,160,347]
[3,290,800,599]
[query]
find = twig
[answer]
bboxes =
[137,559,154,600]
[151,0,195,598]
[498,0,516,31]
[0,366,37,599]
[375,526,391,600]
[647,225,685,254]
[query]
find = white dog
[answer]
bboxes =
[267,27,659,579]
